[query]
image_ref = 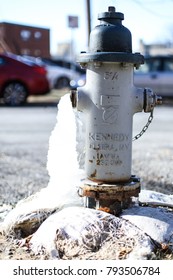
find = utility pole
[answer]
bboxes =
[86,0,91,47]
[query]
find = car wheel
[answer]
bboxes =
[3,82,28,106]
[55,77,70,89]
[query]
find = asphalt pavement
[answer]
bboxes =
[0,90,63,206]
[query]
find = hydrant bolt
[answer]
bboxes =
[108,6,116,12]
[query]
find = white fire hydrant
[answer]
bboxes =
[71,6,161,212]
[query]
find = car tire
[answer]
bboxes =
[3,82,28,106]
[54,77,70,89]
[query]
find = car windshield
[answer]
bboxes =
[7,53,40,67]
[163,59,173,72]
[136,57,161,73]
[17,55,39,66]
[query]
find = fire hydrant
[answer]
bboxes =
[71,6,161,213]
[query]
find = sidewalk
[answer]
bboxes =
[27,89,68,104]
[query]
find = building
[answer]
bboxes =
[0,22,50,57]
[139,39,173,56]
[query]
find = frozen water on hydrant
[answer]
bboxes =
[46,93,84,208]
[47,93,79,179]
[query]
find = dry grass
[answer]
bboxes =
[1,232,173,260]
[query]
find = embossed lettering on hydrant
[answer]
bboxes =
[104,71,119,80]
[88,132,130,166]
[96,153,122,166]
[89,132,129,142]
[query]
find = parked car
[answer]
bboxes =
[134,55,173,97]
[45,63,82,89]
[42,57,86,75]
[0,53,50,105]
[24,56,85,89]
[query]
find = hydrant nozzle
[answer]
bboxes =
[143,88,162,112]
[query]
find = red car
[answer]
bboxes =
[0,53,50,105]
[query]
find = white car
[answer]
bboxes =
[45,64,81,89]
[134,55,173,97]
[23,56,84,89]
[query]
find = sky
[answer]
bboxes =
[0,0,173,56]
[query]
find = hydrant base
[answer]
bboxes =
[78,175,141,214]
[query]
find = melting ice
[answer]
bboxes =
[46,93,85,207]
